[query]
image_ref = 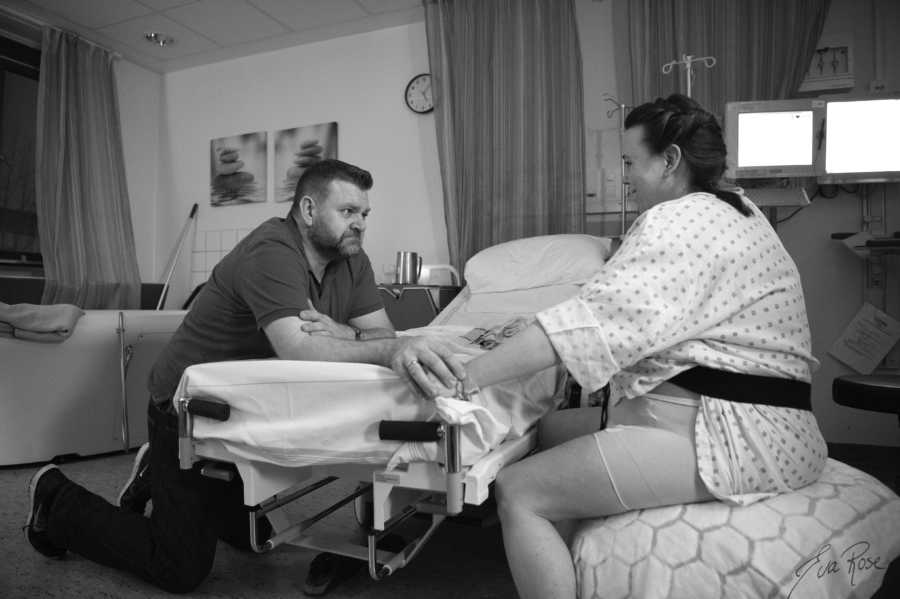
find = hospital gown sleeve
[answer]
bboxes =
[536,200,755,393]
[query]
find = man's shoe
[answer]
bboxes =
[118,442,151,514]
[302,552,362,596]
[23,464,67,558]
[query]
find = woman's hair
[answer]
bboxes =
[624,94,751,216]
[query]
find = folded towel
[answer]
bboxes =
[0,302,85,342]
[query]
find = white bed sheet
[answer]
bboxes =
[174,324,565,470]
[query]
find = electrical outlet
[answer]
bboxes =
[869,79,887,93]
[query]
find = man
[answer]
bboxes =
[24,159,464,594]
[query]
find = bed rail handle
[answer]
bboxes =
[187,397,230,421]
[378,421,443,442]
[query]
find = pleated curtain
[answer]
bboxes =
[613,0,832,119]
[35,28,140,309]
[425,0,585,278]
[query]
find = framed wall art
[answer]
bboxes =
[209,131,267,206]
[274,121,338,202]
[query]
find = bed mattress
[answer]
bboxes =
[174,325,565,470]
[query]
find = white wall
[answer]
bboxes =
[158,23,445,305]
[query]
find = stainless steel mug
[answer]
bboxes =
[395,251,423,284]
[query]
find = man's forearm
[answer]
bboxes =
[358,327,395,341]
[277,333,399,366]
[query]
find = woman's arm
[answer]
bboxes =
[464,323,561,388]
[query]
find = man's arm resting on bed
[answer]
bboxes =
[349,308,395,340]
[263,315,465,390]
[297,303,395,340]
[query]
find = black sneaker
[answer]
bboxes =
[24,464,67,558]
[118,442,151,514]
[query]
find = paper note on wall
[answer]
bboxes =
[829,302,900,374]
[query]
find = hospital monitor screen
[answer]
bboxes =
[725,100,822,179]
[821,97,900,183]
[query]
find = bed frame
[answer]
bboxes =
[176,394,535,580]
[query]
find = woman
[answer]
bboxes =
[398,93,827,599]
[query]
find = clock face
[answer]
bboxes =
[405,73,434,114]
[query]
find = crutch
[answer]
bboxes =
[156,203,198,310]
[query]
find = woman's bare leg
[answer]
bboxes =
[495,426,709,599]
[495,435,626,599]
[539,407,607,449]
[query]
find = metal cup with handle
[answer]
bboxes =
[395,251,423,284]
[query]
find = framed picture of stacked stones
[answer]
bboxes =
[209,131,267,206]
[274,122,338,202]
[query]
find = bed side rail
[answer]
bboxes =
[177,395,229,471]
[378,420,464,516]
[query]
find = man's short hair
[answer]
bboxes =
[291,159,373,215]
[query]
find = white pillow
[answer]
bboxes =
[464,234,613,293]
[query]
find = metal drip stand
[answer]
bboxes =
[661,54,717,98]
[602,94,629,237]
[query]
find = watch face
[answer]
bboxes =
[405,73,433,113]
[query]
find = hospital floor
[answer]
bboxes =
[0,450,518,599]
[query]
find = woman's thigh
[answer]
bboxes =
[498,425,713,521]
[539,407,607,449]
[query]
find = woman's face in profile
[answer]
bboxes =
[622,125,669,212]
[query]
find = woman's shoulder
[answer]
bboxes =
[650,191,759,223]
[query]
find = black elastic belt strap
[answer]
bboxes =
[669,366,812,411]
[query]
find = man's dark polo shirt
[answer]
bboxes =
[149,217,383,401]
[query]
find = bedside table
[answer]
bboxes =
[378,284,461,330]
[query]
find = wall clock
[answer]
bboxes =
[404,73,433,114]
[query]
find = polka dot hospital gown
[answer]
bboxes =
[536,192,827,506]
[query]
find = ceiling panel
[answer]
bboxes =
[249,0,367,32]
[356,0,422,14]
[165,0,287,46]
[99,13,219,59]
[27,0,152,28]
[2,0,425,72]
[138,0,194,10]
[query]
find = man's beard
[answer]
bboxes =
[309,221,362,258]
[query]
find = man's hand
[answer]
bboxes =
[299,300,355,339]
[388,336,467,399]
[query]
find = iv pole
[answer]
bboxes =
[661,54,717,97]
[602,94,628,236]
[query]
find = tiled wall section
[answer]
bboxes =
[190,228,253,291]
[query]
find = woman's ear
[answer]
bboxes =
[663,144,683,175]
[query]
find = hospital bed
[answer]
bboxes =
[174,234,613,581]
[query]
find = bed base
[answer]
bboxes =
[176,393,532,581]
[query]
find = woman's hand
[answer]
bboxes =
[388,336,467,399]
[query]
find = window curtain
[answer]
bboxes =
[613,0,832,118]
[35,28,140,308]
[424,0,585,277]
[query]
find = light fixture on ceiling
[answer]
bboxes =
[144,32,174,47]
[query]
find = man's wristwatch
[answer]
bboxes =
[350,325,362,340]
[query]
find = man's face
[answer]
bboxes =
[308,179,370,258]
